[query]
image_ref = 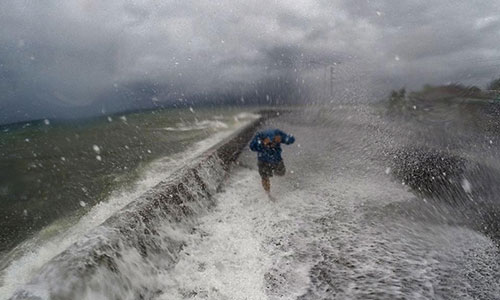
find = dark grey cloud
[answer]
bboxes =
[1,0,500,123]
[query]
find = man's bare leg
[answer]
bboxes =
[262,177,270,193]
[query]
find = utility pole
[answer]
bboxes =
[307,60,340,99]
[330,65,334,97]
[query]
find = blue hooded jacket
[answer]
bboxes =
[249,129,295,163]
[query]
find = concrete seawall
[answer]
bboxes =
[11,112,274,300]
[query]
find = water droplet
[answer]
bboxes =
[92,145,101,154]
[462,178,472,193]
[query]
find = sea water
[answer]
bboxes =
[0,107,259,298]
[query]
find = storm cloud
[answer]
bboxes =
[1,0,500,123]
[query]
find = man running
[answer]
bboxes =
[249,128,295,193]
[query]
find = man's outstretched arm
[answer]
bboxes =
[277,130,295,145]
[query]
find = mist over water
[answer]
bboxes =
[2,0,500,299]
[1,101,499,299]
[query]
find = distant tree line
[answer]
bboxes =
[487,78,500,91]
[387,76,500,109]
[385,76,500,118]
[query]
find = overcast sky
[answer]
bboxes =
[1,0,500,123]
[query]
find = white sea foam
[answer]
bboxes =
[234,112,261,121]
[164,170,497,300]
[164,113,261,132]
[155,167,314,300]
[165,120,229,131]
[0,113,258,299]
[157,169,274,300]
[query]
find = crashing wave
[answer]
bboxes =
[8,117,263,300]
[164,120,229,132]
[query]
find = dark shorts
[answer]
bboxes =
[258,160,286,178]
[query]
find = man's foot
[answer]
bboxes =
[267,193,277,201]
[262,178,270,193]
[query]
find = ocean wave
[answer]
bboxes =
[164,112,260,132]
[164,120,229,131]
[0,118,257,300]
[234,112,261,121]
